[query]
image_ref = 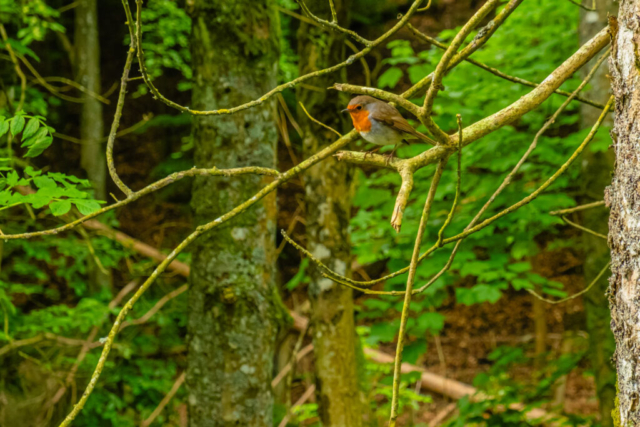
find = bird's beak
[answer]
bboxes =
[341,108,350,113]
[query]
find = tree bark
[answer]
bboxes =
[579,2,617,426]
[296,2,365,425]
[608,3,640,424]
[75,0,110,291]
[75,0,105,201]
[187,2,282,426]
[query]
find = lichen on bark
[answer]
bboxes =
[608,3,640,425]
[186,1,283,426]
[296,0,366,425]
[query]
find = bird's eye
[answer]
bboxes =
[356,105,362,110]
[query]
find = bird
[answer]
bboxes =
[343,95,436,160]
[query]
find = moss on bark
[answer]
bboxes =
[187,2,282,426]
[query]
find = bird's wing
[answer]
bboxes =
[370,105,436,146]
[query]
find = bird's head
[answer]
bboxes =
[342,95,378,115]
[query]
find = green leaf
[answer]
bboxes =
[25,136,53,157]
[50,200,71,216]
[403,340,427,364]
[368,321,398,345]
[21,127,48,147]
[414,312,445,335]
[24,167,42,177]
[456,285,503,305]
[285,258,309,290]
[6,171,19,187]
[507,262,531,273]
[511,278,532,291]
[73,199,102,215]
[33,176,57,189]
[10,115,25,136]
[22,118,40,140]
[0,120,9,138]
[378,67,403,89]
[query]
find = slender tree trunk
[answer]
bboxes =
[608,3,640,424]
[75,0,105,201]
[187,2,282,426]
[579,3,617,426]
[75,0,110,290]
[296,2,364,425]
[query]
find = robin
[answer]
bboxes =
[343,95,436,159]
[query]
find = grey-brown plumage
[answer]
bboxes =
[346,95,436,146]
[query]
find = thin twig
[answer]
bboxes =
[527,261,609,304]
[0,24,26,112]
[125,0,424,116]
[436,115,462,247]
[407,23,607,110]
[299,102,342,137]
[284,94,615,295]
[140,372,186,427]
[417,0,432,12]
[420,0,501,143]
[278,384,317,427]
[3,165,281,241]
[294,0,372,45]
[403,0,524,100]
[549,200,605,216]
[389,159,447,426]
[53,114,152,145]
[106,14,137,197]
[561,215,607,239]
[119,284,188,330]
[271,343,314,388]
[565,0,596,10]
[56,128,361,426]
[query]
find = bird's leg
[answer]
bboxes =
[363,146,381,159]
[383,144,399,165]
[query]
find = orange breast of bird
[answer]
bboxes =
[349,110,372,132]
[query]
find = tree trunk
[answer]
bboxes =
[296,2,364,426]
[186,2,282,427]
[75,0,105,201]
[579,2,617,426]
[75,0,110,291]
[608,3,640,424]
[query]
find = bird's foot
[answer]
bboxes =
[383,145,399,165]
[362,146,381,160]
[383,152,395,165]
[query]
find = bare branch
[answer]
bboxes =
[56,129,360,426]
[140,372,186,427]
[126,0,425,116]
[0,24,26,111]
[561,215,607,239]
[404,0,524,100]
[299,101,342,138]
[286,95,615,294]
[389,159,446,426]
[565,0,596,10]
[527,261,610,304]
[106,37,137,197]
[436,115,463,246]
[295,0,372,45]
[407,23,608,110]
[330,83,425,123]
[420,0,501,143]
[549,200,606,216]
[3,165,280,240]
